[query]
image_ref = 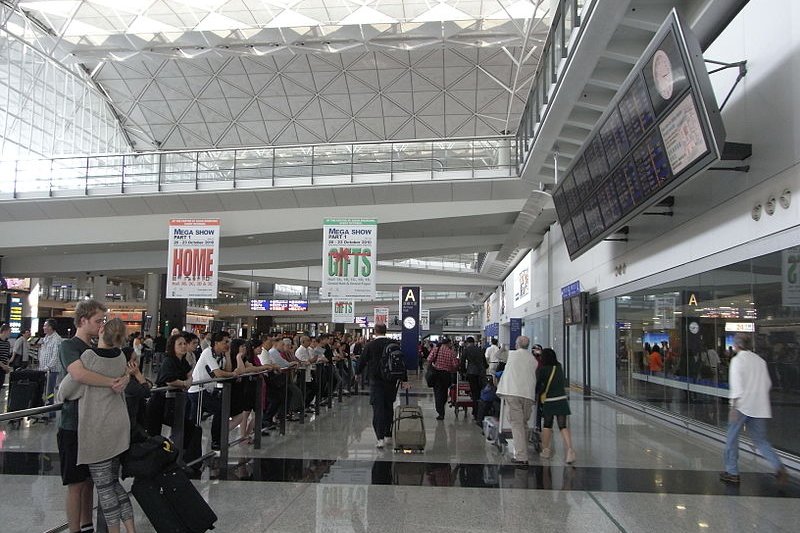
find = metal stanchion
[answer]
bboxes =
[254,376,263,449]
[315,366,321,415]
[338,363,343,403]
[300,369,307,424]
[280,372,288,436]
[327,364,334,409]
[170,391,186,463]
[219,383,232,475]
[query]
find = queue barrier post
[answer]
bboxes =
[253,376,264,449]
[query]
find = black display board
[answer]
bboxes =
[552,10,725,260]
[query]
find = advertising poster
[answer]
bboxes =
[510,318,522,349]
[373,306,389,326]
[331,300,355,323]
[659,94,707,175]
[511,253,531,307]
[166,219,220,299]
[400,286,421,371]
[321,218,377,299]
[653,295,676,329]
[782,247,800,307]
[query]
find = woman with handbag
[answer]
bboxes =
[537,348,576,464]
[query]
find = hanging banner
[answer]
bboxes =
[420,309,430,331]
[331,300,355,323]
[400,287,421,371]
[510,318,522,349]
[321,218,377,299]
[373,307,389,326]
[166,219,220,299]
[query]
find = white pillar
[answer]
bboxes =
[92,275,107,304]
[26,278,40,334]
[145,273,160,338]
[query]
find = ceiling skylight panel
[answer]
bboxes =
[194,12,253,32]
[339,6,398,26]
[265,9,320,28]
[487,0,539,20]
[19,1,81,18]
[127,15,181,35]
[412,2,472,23]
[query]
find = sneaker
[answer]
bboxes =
[376,439,385,449]
[719,471,741,484]
[540,448,552,459]
[436,415,445,421]
[211,442,220,451]
[566,448,576,464]
[384,436,392,445]
[776,468,789,486]
[511,457,528,466]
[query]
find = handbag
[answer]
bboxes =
[425,364,435,388]
[121,435,179,479]
[539,367,556,404]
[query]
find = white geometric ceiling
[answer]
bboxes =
[6,0,552,150]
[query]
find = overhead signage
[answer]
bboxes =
[552,10,725,260]
[373,307,389,326]
[510,318,522,349]
[250,299,309,312]
[725,322,755,332]
[3,278,30,291]
[166,219,220,299]
[653,296,676,329]
[400,287,421,371]
[561,281,582,301]
[331,300,355,323]
[321,218,377,299]
[8,296,23,334]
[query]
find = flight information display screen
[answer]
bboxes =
[250,299,309,311]
[552,11,724,260]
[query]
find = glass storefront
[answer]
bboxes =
[616,245,800,456]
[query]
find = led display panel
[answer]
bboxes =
[554,9,725,259]
[250,299,309,311]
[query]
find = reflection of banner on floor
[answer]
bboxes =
[631,372,729,398]
[316,484,368,533]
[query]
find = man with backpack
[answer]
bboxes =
[356,323,409,449]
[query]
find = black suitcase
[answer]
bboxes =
[7,369,46,411]
[132,467,217,532]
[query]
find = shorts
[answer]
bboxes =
[57,429,90,486]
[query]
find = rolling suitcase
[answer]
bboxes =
[447,375,473,417]
[7,369,47,426]
[132,467,217,532]
[393,389,425,453]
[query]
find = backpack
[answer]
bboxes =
[380,342,406,382]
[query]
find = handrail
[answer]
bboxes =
[0,402,62,422]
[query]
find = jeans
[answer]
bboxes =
[369,381,397,440]
[46,370,60,418]
[724,409,783,475]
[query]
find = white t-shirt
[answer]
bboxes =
[729,350,772,418]
[188,347,221,393]
[295,345,313,381]
[13,336,30,362]
[485,344,500,365]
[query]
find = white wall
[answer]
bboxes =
[483,0,800,392]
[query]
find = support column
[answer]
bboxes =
[145,273,160,338]
[92,274,107,305]
[25,278,40,334]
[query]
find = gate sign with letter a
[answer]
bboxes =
[167,219,220,299]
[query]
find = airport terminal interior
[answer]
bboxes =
[1,0,800,531]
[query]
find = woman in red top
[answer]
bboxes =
[428,338,459,420]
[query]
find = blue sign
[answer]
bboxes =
[400,286,421,371]
[561,281,582,301]
[509,318,522,349]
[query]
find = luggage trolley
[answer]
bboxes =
[447,373,473,417]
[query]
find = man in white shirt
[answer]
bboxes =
[485,338,501,374]
[187,331,241,450]
[38,319,63,419]
[496,336,537,465]
[720,333,788,485]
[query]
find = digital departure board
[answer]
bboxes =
[552,9,725,260]
[249,299,309,311]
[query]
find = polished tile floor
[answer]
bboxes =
[1,378,798,532]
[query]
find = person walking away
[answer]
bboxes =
[461,336,488,421]
[355,323,409,448]
[39,319,63,419]
[720,333,789,485]
[58,299,128,533]
[428,338,459,421]
[9,329,31,369]
[537,348,576,464]
[496,336,537,465]
[57,318,136,533]
[485,338,501,375]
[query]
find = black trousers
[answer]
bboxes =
[466,374,483,418]
[432,371,453,417]
[370,381,398,440]
[189,390,222,446]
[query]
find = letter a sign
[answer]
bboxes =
[167,219,220,299]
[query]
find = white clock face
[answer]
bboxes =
[689,321,699,335]
[403,316,416,329]
[652,49,674,100]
